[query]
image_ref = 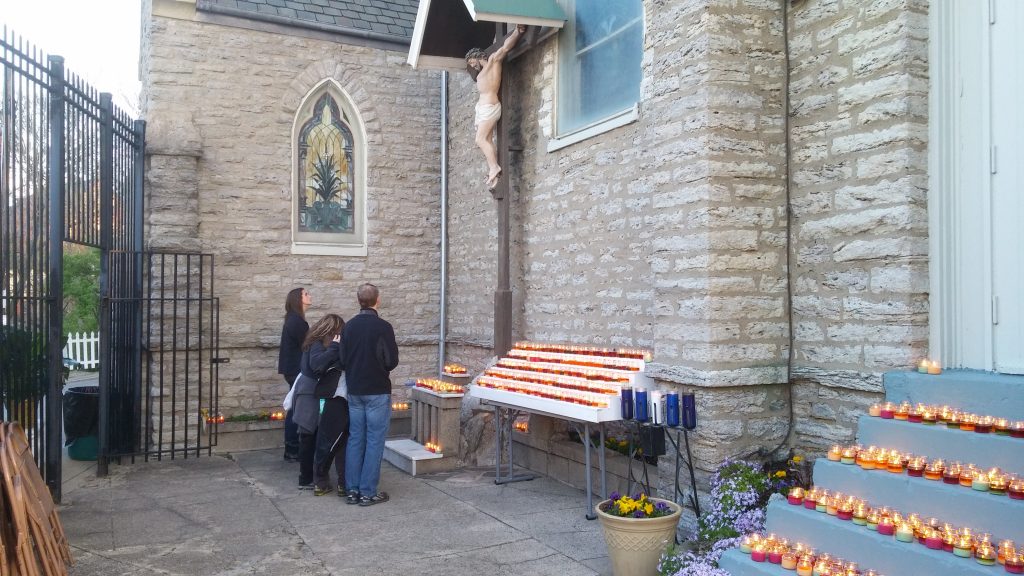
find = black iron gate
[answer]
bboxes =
[1,28,219,498]
[101,251,220,472]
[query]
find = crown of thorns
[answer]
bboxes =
[465,48,486,61]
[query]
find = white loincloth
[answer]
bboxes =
[474,102,501,127]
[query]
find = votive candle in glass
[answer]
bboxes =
[976,543,997,566]
[922,408,936,425]
[781,551,798,570]
[942,531,956,553]
[880,402,896,419]
[840,446,857,465]
[954,535,974,558]
[972,470,992,492]
[908,404,924,423]
[887,452,905,474]
[868,403,881,417]
[907,456,926,477]
[989,471,1008,495]
[928,361,942,375]
[917,359,929,373]
[751,544,767,562]
[619,387,634,420]
[960,464,978,487]
[877,517,896,536]
[788,487,805,506]
[946,411,961,429]
[825,494,840,516]
[938,406,953,424]
[827,444,842,462]
[1009,478,1024,500]
[924,528,943,550]
[837,499,854,521]
[943,462,962,485]
[858,448,877,471]
[816,490,829,513]
[996,418,1011,435]
[1011,421,1024,439]
[768,545,783,565]
[895,522,915,543]
[852,503,868,526]
[804,488,819,510]
[739,534,759,554]
[634,389,648,421]
[796,555,814,576]
[924,459,945,481]
[895,402,911,420]
[976,415,994,434]
[865,510,880,531]
[999,540,1016,565]
[1007,552,1024,574]
[960,413,977,432]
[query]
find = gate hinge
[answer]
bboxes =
[211,358,230,364]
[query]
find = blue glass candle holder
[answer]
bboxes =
[620,387,634,420]
[634,389,649,421]
[666,392,680,427]
[681,392,697,430]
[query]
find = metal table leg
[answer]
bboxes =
[599,424,607,501]
[584,422,595,519]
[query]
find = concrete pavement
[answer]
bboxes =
[61,450,613,575]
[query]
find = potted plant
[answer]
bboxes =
[596,491,682,576]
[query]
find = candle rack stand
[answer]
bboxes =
[624,422,702,527]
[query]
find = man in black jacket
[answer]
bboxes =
[342,283,399,506]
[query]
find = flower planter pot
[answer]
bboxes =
[596,497,682,576]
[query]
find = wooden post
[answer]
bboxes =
[491,23,513,358]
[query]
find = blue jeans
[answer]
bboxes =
[345,394,391,496]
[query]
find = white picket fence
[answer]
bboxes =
[63,331,100,370]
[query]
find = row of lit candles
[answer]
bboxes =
[203,411,286,424]
[483,367,621,395]
[513,341,652,361]
[475,376,609,408]
[392,401,410,411]
[423,441,441,453]
[869,402,1024,437]
[827,444,1024,498]
[414,379,466,395]
[785,487,1021,569]
[507,349,642,372]
[916,359,943,374]
[496,358,632,383]
[738,533,883,575]
[442,363,467,375]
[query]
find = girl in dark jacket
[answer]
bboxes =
[291,314,344,489]
[277,288,310,461]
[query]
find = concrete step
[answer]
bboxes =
[717,549,785,576]
[812,459,1024,541]
[763,497,996,576]
[884,370,1024,420]
[383,438,453,476]
[855,415,1024,474]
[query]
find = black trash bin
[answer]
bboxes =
[63,386,99,461]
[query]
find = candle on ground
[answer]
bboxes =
[928,360,942,374]
[918,359,929,373]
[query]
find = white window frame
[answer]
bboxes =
[549,0,643,151]
[291,79,368,257]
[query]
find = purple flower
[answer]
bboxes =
[633,510,646,518]
[609,491,621,502]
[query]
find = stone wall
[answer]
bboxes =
[786,0,929,455]
[140,0,443,439]
[446,0,790,525]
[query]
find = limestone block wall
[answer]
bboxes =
[140,2,443,431]
[446,0,790,518]
[786,0,929,454]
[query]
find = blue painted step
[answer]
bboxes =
[717,549,788,576]
[812,460,1024,541]
[884,370,1024,421]
[856,416,1024,474]
[763,496,997,576]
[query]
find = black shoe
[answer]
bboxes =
[358,492,389,507]
[298,482,314,491]
[345,490,360,505]
[283,452,299,462]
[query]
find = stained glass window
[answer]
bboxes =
[297,94,354,234]
[292,82,366,256]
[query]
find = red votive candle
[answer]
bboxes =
[880,402,896,419]
[788,487,805,506]
[1011,421,1024,438]
[925,530,943,550]
[751,545,767,562]
[907,456,926,477]
[1010,479,1024,500]
[878,518,896,536]
[976,416,994,434]
[837,507,853,521]
[1006,552,1023,574]
[768,548,783,564]
[803,489,818,510]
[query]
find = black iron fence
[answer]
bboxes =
[1,27,145,500]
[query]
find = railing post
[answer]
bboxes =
[46,55,66,501]
[97,92,114,476]
[132,119,146,456]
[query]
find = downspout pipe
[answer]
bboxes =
[438,71,449,376]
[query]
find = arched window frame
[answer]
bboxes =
[291,79,368,256]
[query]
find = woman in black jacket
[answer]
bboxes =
[291,314,344,490]
[278,288,311,461]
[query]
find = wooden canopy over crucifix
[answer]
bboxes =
[408,0,566,356]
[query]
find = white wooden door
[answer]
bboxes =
[991,0,1024,374]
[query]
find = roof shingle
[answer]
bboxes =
[197,0,419,42]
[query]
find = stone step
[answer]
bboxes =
[812,460,1024,541]
[763,497,996,576]
[884,370,1024,421]
[383,438,452,476]
[855,415,1024,474]
[716,549,785,576]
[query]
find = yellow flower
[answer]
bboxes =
[792,455,804,463]
[774,470,787,478]
[644,503,654,515]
